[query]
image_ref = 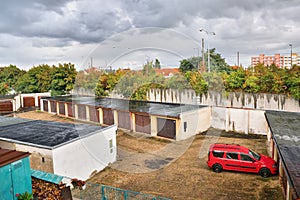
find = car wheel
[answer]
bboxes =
[212,164,222,173]
[259,168,271,178]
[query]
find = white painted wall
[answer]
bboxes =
[52,125,117,180]
[178,107,211,140]
[147,89,300,112]
[211,107,267,134]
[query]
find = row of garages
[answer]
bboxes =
[0,93,51,113]
[265,111,300,200]
[41,95,211,141]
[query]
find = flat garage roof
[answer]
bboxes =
[43,95,205,118]
[0,116,106,149]
[265,110,300,198]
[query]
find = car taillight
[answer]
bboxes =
[272,163,277,168]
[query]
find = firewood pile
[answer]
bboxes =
[32,177,67,199]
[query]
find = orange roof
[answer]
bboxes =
[155,68,179,76]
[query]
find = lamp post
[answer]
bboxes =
[289,44,292,68]
[200,29,216,72]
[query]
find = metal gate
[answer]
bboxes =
[76,182,171,200]
[157,118,176,139]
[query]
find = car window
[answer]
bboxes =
[212,151,224,158]
[241,154,254,162]
[226,152,239,160]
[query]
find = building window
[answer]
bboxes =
[109,139,113,153]
[184,122,187,132]
[42,157,45,163]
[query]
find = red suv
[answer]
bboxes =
[207,143,278,177]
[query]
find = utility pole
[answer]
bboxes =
[237,51,240,67]
[201,38,205,71]
[199,29,216,72]
[289,44,292,68]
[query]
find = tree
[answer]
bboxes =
[179,58,199,73]
[94,69,128,97]
[154,58,161,69]
[184,71,208,95]
[224,67,245,91]
[15,64,52,93]
[207,48,232,73]
[50,63,77,96]
[0,65,25,92]
[0,82,8,94]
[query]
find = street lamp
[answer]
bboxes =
[199,29,216,72]
[289,44,292,68]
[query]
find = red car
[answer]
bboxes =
[207,143,278,177]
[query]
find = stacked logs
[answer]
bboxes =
[32,177,67,199]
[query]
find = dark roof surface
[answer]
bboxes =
[265,110,300,198]
[43,95,204,118]
[0,116,104,149]
[0,148,30,168]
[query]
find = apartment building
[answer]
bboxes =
[251,53,300,68]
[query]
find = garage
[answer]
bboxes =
[58,102,65,115]
[23,97,35,108]
[89,106,100,123]
[67,103,74,118]
[50,101,57,113]
[43,100,48,112]
[135,114,151,134]
[77,104,86,120]
[157,118,176,139]
[103,108,114,125]
[0,100,13,112]
[118,111,131,130]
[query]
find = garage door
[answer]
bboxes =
[103,108,114,125]
[118,111,131,130]
[67,103,75,118]
[89,106,100,123]
[50,101,57,113]
[23,97,35,107]
[157,118,176,139]
[43,100,48,112]
[0,101,13,112]
[78,105,86,120]
[58,102,65,115]
[135,114,151,134]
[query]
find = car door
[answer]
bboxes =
[224,152,241,171]
[239,153,257,173]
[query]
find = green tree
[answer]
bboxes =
[154,58,161,69]
[50,63,77,95]
[0,82,8,94]
[243,75,260,93]
[224,67,246,92]
[15,64,52,93]
[202,72,225,92]
[185,71,208,95]
[94,69,128,97]
[285,65,300,99]
[208,48,232,73]
[0,65,25,92]
[179,57,200,73]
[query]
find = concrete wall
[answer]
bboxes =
[52,125,117,180]
[178,107,211,140]
[15,144,54,173]
[211,107,267,134]
[147,89,300,112]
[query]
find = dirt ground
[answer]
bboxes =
[16,110,284,200]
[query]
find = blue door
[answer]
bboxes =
[0,164,14,200]
[0,157,32,200]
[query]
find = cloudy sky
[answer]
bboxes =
[0,0,299,70]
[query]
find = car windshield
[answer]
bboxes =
[249,149,261,160]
